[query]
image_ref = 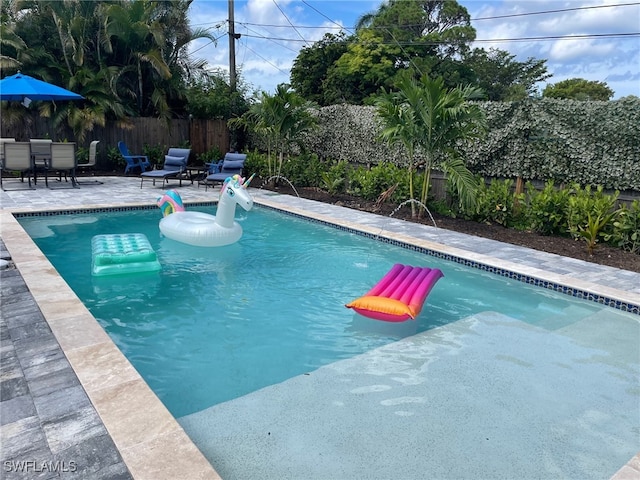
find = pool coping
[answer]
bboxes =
[1,188,639,479]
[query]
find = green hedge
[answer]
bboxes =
[296,98,640,191]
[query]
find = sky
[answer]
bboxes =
[188,0,640,99]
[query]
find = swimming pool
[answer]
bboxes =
[17,204,640,479]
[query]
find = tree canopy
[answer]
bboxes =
[290,0,554,105]
[290,0,478,105]
[543,78,614,101]
[1,0,218,140]
[463,48,550,101]
[290,32,350,106]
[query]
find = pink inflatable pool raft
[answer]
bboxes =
[346,264,444,322]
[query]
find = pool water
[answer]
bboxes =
[20,206,618,415]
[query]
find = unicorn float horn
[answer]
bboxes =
[243,173,256,188]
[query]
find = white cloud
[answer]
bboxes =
[548,38,616,61]
[244,0,289,25]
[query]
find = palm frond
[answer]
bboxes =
[441,156,479,211]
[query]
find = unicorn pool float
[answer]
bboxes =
[157,174,254,247]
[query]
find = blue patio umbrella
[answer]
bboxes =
[0,72,84,103]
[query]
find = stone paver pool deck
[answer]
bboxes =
[1,176,638,479]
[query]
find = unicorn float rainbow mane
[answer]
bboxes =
[157,189,185,217]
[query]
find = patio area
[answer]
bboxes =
[1,176,638,479]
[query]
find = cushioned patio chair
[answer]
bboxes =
[118,141,152,174]
[203,152,246,191]
[139,147,191,188]
[1,142,34,190]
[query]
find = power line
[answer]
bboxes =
[240,42,290,76]
[475,32,640,43]
[471,2,640,21]
[300,0,354,35]
[239,23,298,53]
[238,31,640,44]
[272,0,309,47]
[236,22,343,30]
[188,2,639,60]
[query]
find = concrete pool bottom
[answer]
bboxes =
[1,184,639,480]
[179,310,639,480]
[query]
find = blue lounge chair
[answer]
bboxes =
[118,141,152,174]
[139,148,191,188]
[203,152,246,191]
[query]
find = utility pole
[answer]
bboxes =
[228,0,238,91]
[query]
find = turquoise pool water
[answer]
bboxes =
[19,206,616,416]
[18,206,640,479]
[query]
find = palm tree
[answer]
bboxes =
[101,1,172,116]
[231,84,317,182]
[376,73,487,217]
[0,0,26,70]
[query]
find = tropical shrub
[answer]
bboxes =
[245,150,270,180]
[280,153,325,188]
[76,146,89,164]
[604,200,640,254]
[196,146,223,166]
[525,181,572,235]
[320,160,349,194]
[575,212,616,255]
[107,146,124,169]
[375,75,486,217]
[346,165,368,198]
[470,178,522,227]
[245,148,638,257]
[355,161,408,201]
[230,85,318,182]
[566,184,618,240]
[143,143,167,168]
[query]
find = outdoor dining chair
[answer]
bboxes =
[76,140,103,184]
[0,138,15,164]
[1,142,34,190]
[46,142,78,188]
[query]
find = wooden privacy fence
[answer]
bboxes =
[0,114,230,168]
